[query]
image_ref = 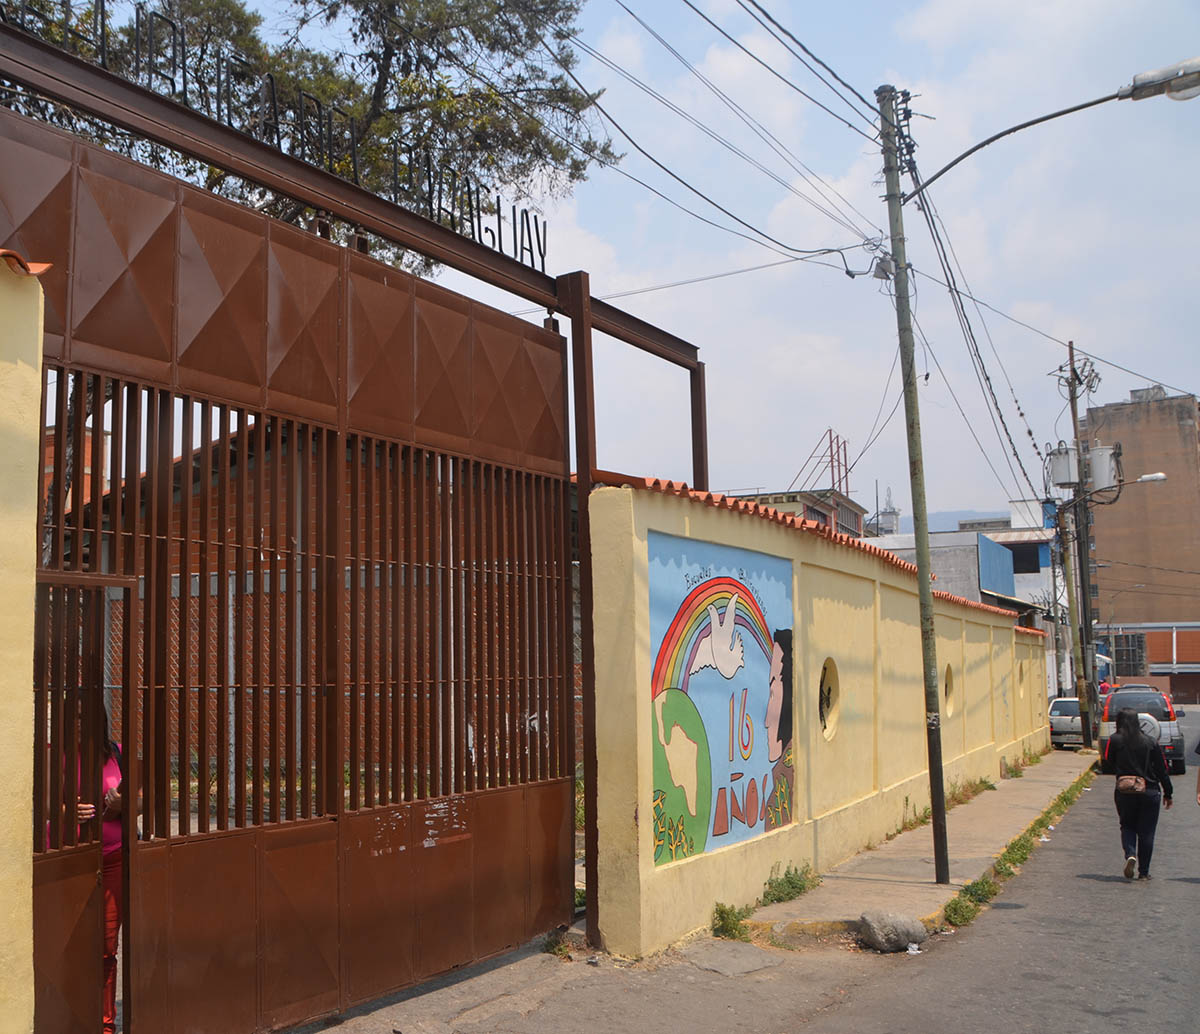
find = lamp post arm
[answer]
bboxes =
[902,92,1119,205]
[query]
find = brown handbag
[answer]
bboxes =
[1116,774,1146,794]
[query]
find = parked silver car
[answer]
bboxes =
[1099,686,1187,775]
[1048,697,1083,748]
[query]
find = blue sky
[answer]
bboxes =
[258,0,1200,518]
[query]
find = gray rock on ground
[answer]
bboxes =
[858,911,929,953]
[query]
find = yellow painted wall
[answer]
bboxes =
[805,564,876,817]
[877,585,924,790]
[0,265,44,1034]
[963,622,993,754]
[591,485,1049,957]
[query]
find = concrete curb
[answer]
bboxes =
[743,758,1098,950]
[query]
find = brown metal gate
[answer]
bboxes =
[15,105,574,1033]
[32,574,131,1034]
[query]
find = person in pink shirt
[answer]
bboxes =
[76,713,123,1034]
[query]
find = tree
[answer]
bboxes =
[2,0,615,268]
[291,0,615,203]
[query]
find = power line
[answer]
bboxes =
[733,0,876,129]
[1095,556,1200,578]
[911,311,1023,503]
[609,7,884,238]
[901,127,1042,499]
[382,14,835,261]
[674,0,878,145]
[508,250,867,315]
[846,345,901,475]
[916,216,1033,498]
[1093,584,1200,602]
[539,37,865,257]
[569,32,869,240]
[737,0,878,118]
[384,11,881,266]
[848,389,904,476]
[926,201,1044,465]
[908,268,1198,398]
[1100,575,1200,595]
[597,9,882,240]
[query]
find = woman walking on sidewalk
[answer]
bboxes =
[1107,708,1173,880]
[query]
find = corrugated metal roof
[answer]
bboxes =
[982,588,1041,610]
[986,528,1055,544]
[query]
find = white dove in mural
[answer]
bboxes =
[688,592,745,680]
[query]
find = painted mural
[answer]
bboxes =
[649,532,794,865]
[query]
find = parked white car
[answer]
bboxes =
[1048,697,1082,748]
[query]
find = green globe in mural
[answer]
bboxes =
[651,688,712,865]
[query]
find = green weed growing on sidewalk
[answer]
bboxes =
[542,930,572,957]
[1001,832,1035,866]
[996,767,1095,877]
[1003,745,1051,779]
[760,863,821,905]
[888,776,996,840]
[943,894,980,926]
[943,766,1095,931]
[712,902,754,941]
[948,776,997,805]
[962,875,999,904]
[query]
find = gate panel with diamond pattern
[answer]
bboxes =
[10,105,574,1034]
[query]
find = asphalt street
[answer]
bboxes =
[289,717,1200,1034]
[811,710,1200,1034]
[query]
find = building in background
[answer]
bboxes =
[863,486,902,537]
[732,428,867,537]
[734,486,867,537]
[873,498,1065,696]
[1084,387,1200,701]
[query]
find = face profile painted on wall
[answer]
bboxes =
[765,629,793,764]
[648,533,794,866]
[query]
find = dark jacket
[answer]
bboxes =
[1108,731,1173,800]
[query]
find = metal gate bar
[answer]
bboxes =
[16,92,579,1029]
[0,35,709,493]
[34,362,575,1032]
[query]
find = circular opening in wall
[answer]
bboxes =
[819,658,840,741]
[943,664,955,718]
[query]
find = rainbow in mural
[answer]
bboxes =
[651,577,774,698]
[648,533,794,866]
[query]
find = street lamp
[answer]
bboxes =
[1055,471,1165,743]
[1056,467,1166,729]
[875,57,1192,882]
[1119,58,1200,101]
[905,57,1200,205]
[1075,471,1168,505]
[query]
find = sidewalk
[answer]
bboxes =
[746,748,1096,941]
[291,749,1096,1034]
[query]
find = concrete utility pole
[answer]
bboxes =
[1048,547,1064,696]
[1065,341,1098,744]
[1057,507,1092,746]
[876,84,950,885]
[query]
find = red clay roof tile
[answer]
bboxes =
[590,469,1043,632]
[0,248,51,277]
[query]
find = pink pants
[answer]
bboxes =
[102,851,121,1034]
